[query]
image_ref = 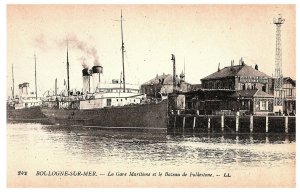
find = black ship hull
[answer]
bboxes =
[7,107,49,124]
[41,100,169,129]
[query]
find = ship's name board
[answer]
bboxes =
[240,76,269,83]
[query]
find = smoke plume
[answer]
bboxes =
[80,56,88,69]
[34,33,50,51]
[34,33,102,68]
[64,33,101,68]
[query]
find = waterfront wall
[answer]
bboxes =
[168,114,296,133]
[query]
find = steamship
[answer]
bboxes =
[7,83,46,122]
[7,56,47,123]
[40,12,170,129]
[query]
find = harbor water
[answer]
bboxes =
[7,122,296,187]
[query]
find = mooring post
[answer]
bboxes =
[173,115,176,129]
[236,135,239,144]
[250,135,254,144]
[208,117,211,131]
[221,135,224,143]
[182,116,186,130]
[285,116,289,133]
[265,116,269,133]
[236,115,239,132]
[221,115,224,132]
[250,115,253,133]
[193,116,196,130]
[266,136,269,144]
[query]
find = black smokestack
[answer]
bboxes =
[82,68,90,76]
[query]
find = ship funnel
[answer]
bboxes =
[19,82,29,97]
[92,66,103,92]
[18,84,23,97]
[82,68,92,94]
[92,65,103,74]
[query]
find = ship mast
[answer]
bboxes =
[55,78,57,96]
[66,39,70,96]
[171,54,176,93]
[11,63,14,99]
[184,57,186,81]
[34,53,37,100]
[121,10,126,93]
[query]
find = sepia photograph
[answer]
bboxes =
[5,2,296,188]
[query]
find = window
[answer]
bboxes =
[247,84,251,90]
[107,99,111,107]
[241,84,246,90]
[287,89,292,96]
[259,101,268,111]
[262,84,266,92]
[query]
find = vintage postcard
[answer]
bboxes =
[6,4,296,187]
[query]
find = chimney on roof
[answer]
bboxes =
[255,64,258,70]
[239,57,245,66]
[180,70,185,82]
[230,60,234,71]
[218,62,220,72]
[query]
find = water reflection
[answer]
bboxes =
[8,123,296,170]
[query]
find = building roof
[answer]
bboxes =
[283,77,296,86]
[141,74,181,85]
[201,64,271,80]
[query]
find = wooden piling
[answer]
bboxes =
[250,135,254,144]
[250,115,253,133]
[285,116,288,133]
[173,116,176,129]
[208,117,211,131]
[221,136,225,143]
[266,116,269,133]
[182,116,186,130]
[221,115,224,132]
[193,116,196,130]
[235,115,239,132]
[266,136,269,144]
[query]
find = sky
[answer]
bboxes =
[7,4,296,97]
